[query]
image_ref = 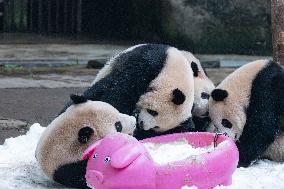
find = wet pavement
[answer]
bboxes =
[0,66,236,144]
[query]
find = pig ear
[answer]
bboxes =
[81,140,102,160]
[111,142,143,169]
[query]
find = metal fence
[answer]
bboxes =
[1,0,82,33]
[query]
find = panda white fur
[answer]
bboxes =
[208,59,284,167]
[36,95,136,188]
[181,51,215,131]
[61,44,195,140]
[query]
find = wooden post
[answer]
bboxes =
[271,0,284,65]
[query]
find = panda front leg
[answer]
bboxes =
[236,115,279,167]
[53,160,90,189]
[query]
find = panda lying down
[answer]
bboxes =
[36,95,136,188]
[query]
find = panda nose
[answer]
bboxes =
[136,121,144,129]
[139,121,144,129]
[202,111,209,117]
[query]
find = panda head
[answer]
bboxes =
[208,88,246,141]
[181,51,215,118]
[208,60,270,141]
[135,47,194,132]
[35,95,136,179]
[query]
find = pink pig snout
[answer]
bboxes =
[86,170,104,186]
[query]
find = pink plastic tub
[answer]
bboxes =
[82,132,239,189]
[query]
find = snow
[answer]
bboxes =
[0,123,65,189]
[1,124,284,189]
[143,138,228,164]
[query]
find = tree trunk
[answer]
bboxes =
[271,0,284,65]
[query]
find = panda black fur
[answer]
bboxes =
[181,51,215,132]
[208,60,284,167]
[61,44,195,140]
[36,95,136,188]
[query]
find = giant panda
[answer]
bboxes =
[181,51,215,131]
[208,59,284,167]
[61,44,195,140]
[36,95,136,188]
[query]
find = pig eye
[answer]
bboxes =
[93,153,98,159]
[104,156,111,164]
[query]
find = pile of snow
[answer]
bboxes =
[1,124,284,189]
[143,138,228,164]
[0,124,64,189]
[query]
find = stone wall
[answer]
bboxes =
[167,0,272,55]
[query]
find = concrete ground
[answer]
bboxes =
[0,42,270,68]
[0,65,235,144]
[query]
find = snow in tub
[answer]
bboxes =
[82,132,239,189]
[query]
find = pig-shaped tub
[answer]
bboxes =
[82,132,239,189]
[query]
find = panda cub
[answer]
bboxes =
[181,51,215,131]
[36,95,136,188]
[61,44,195,140]
[208,59,284,167]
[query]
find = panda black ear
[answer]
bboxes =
[70,94,87,104]
[172,88,186,105]
[211,89,228,101]
[191,61,199,77]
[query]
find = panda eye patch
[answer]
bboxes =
[147,109,158,117]
[222,119,232,129]
[201,92,210,99]
[172,89,186,105]
[78,126,94,144]
[211,89,228,101]
[115,122,122,132]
